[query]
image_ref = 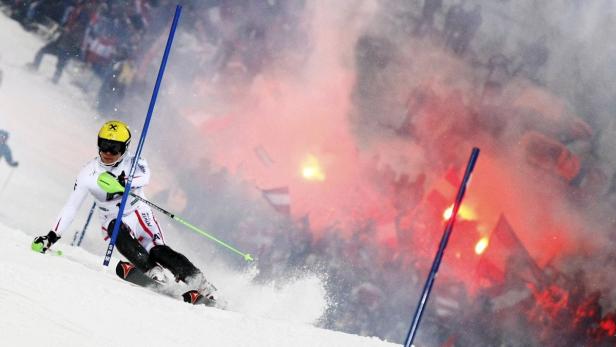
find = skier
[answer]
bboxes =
[32,120,216,302]
[0,130,19,167]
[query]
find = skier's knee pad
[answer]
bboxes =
[108,220,155,272]
[149,245,199,281]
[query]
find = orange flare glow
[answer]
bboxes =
[301,154,326,181]
[442,204,476,221]
[474,237,489,255]
[443,206,453,220]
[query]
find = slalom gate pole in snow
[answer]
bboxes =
[403,147,480,347]
[103,5,182,267]
[98,172,254,262]
[72,202,96,247]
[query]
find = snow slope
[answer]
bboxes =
[0,223,396,347]
[0,13,399,347]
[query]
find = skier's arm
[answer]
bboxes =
[98,159,150,196]
[129,158,150,188]
[51,169,89,237]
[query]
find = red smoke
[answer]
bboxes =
[181,2,599,294]
[197,71,389,234]
[195,72,589,283]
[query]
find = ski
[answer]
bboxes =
[115,261,218,307]
[182,289,211,305]
[115,260,163,289]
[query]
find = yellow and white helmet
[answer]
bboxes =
[97,120,131,155]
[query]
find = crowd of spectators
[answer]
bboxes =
[238,0,616,344]
[348,0,616,345]
[172,151,616,345]
[0,0,308,115]
[2,0,162,113]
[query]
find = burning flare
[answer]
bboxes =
[474,236,489,255]
[442,204,477,221]
[301,154,326,181]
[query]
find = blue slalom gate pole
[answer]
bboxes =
[403,147,480,346]
[103,5,182,266]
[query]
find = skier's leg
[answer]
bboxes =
[131,208,215,294]
[149,245,216,297]
[149,245,200,282]
[107,219,156,273]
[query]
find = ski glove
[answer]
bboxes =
[32,231,60,253]
[116,171,127,187]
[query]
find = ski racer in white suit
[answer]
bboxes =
[32,120,215,300]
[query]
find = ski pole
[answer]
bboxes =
[0,166,15,196]
[97,172,254,262]
[104,5,182,267]
[72,202,96,246]
[403,147,480,347]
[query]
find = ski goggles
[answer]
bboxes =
[98,138,126,155]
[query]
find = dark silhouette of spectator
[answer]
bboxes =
[97,55,136,115]
[6,0,32,23]
[82,3,118,78]
[127,0,152,32]
[573,291,603,337]
[479,54,512,105]
[27,0,94,83]
[452,4,482,55]
[513,35,550,82]
[0,130,19,167]
[94,2,147,114]
[444,1,465,50]
[21,0,68,31]
[414,0,443,36]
